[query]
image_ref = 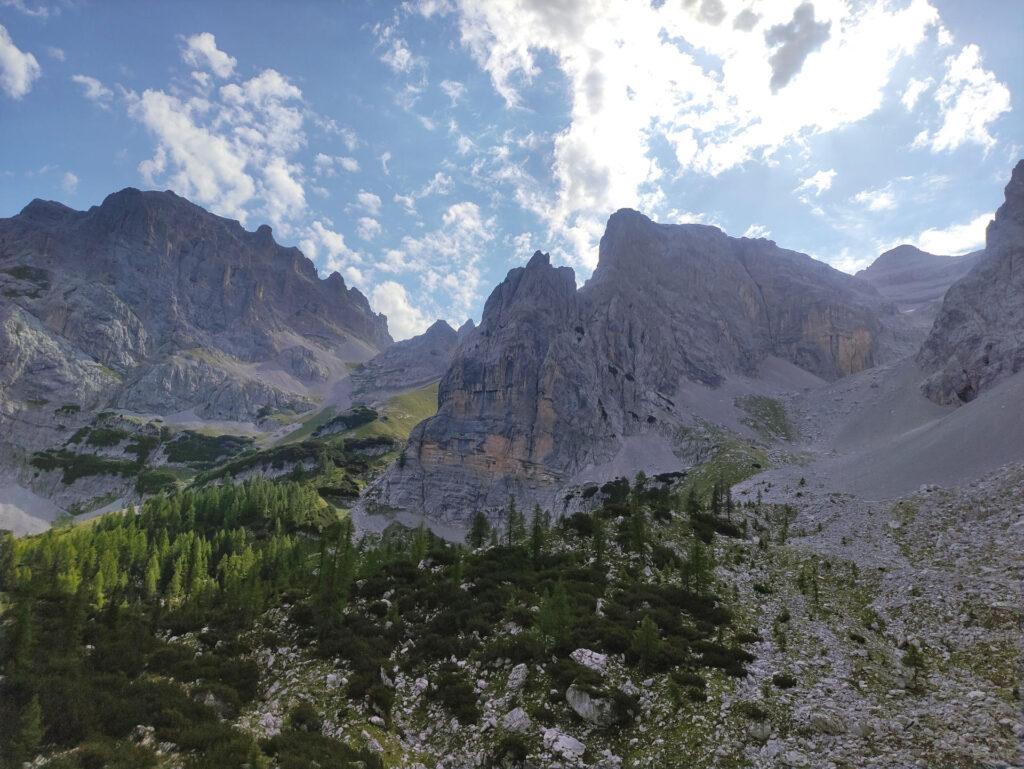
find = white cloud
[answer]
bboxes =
[742,223,771,239]
[128,62,307,229]
[356,190,382,215]
[181,32,236,78]
[795,168,836,197]
[300,220,361,273]
[381,38,417,73]
[418,171,453,197]
[853,184,897,211]
[45,46,64,61]
[440,78,466,105]
[379,201,494,320]
[900,77,932,110]
[357,216,382,240]
[371,280,433,340]
[71,74,113,108]
[912,212,990,255]
[314,153,359,177]
[60,171,78,194]
[394,193,417,215]
[0,24,41,99]
[380,151,392,175]
[449,0,940,267]
[0,0,52,17]
[916,44,1011,153]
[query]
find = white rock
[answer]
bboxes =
[507,663,528,691]
[570,648,609,674]
[543,728,586,760]
[501,707,532,734]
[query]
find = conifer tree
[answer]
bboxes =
[9,694,44,767]
[529,504,549,564]
[506,497,525,546]
[631,615,663,671]
[685,486,701,516]
[145,551,161,598]
[537,581,572,649]
[467,511,490,549]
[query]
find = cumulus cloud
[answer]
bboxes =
[60,171,78,194]
[853,184,897,211]
[371,280,433,340]
[378,201,494,320]
[181,32,236,78]
[0,24,41,99]
[381,38,417,73]
[733,8,759,31]
[356,190,382,215]
[314,152,359,176]
[764,3,831,92]
[128,57,308,231]
[901,77,932,110]
[71,74,113,108]
[743,223,771,239]
[300,220,361,273]
[912,212,990,255]
[357,216,382,240]
[447,0,939,268]
[915,44,1011,153]
[45,46,64,61]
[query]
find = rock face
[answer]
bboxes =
[0,189,392,440]
[351,319,458,399]
[362,210,891,527]
[917,161,1024,404]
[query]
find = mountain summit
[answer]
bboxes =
[0,188,392,449]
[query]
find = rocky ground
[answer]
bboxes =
[200,458,1023,769]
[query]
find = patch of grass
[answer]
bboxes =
[280,407,338,444]
[737,395,795,441]
[346,383,439,442]
[679,430,770,504]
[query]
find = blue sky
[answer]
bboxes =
[1,0,1020,339]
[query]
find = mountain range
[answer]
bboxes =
[2,162,1023,536]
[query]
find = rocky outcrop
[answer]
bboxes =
[0,188,392,435]
[361,211,891,527]
[351,319,458,400]
[917,160,1024,404]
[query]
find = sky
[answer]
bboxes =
[0,0,1020,339]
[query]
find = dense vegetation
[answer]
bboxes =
[0,467,756,768]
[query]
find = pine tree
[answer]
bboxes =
[467,511,490,549]
[411,520,430,563]
[725,485,734,521]
[10,694,44,766]
[631,615,663,671]
[506,497,525,546]
[537,581,572,649]
[685,486,701,516]
[592,516,607,567]
[145,551,161,598]
[529,504,549,564]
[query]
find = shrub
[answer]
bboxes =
[772,673,797,689]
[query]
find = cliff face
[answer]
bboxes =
[0,189,392,440]
[917,161,1024,404]
[362,211,890,526]
[351,319,458,400]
